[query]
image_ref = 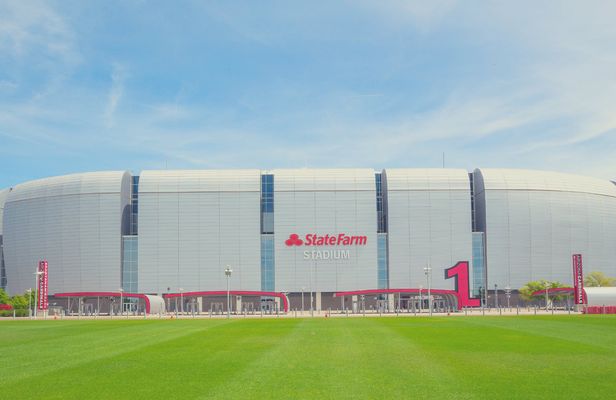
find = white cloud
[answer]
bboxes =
[318,1,616,178]
[0,0,77,62]
[2,1,616,183]
[0,80,17,91]
[354,0,458,33]
[104,63,127,128]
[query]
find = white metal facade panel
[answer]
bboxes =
[0,188,9,235]
[137,170,261,294]
[478,169,616,289]
[385,169,472,290]
[3,172,129,295]
[273,169,377,292]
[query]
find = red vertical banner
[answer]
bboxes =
[572,254,584,305]
[37,260,49,310]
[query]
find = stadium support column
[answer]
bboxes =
[236,296,242,313]
[225,266,232,318]
[316,292,322,312]
[424,266,432,316]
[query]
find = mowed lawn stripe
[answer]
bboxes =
[1,316,616,400]
[0,319,299,400]
[462,315,616,351]
[204,317,462,399]
[0,320,229,389]
[382,316,616,399]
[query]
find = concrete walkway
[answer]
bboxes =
[1,307,588,320]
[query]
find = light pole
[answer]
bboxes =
[179,288,184,315]
[419,285,423,313]
[545,283,549,310]
[494,284,498,309]
[27,288,32,319]
[225,266,232,319]
[118,288,124,316]
[309,263,313,315]
[479,286,484,308]
[34,270,43,318]
[166,287,170,314]
[505,286,511,309]
[313,263,318,314]
[424,266,432,316]
[301,287,305,313]
[360,295,365,314]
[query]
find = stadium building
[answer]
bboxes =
[1,168,615,312]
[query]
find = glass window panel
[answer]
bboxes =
[260,235,275,291]
[377,234,388,289]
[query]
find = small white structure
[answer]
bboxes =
[585,287,616,306]
[144,295,166,314]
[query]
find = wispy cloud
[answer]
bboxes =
[0,80,18,92]
[1,1,616,187]
[354,0,458,33]
[104,63,127,128]
[0,1,73,57]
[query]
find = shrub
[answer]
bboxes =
[0,309,29,317]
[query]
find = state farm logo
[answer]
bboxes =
[284,233,367,246]
[285,234,303,246]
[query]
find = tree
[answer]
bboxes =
[10,294,29,310]
[519,280,548,302]
[10,289,37,310]
[518,280,570,303]
[584,271,616,287]
[0,288,10,305]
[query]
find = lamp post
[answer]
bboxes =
[179,288,184,315]
[34,270,43,318]
[313,263,318,314]
[479,286,484,308]
[27,288,32,319]
[494,284,498,309]
[424,266,432,316]
[545,283,549,310]
[360,295,365,314]
[419,285,423,313]
[301,287,305,313]
[505,286,511,309]
[118,288,124,316]
[309,263,314,316]
[166,287,170,314]
[225,266,232,319]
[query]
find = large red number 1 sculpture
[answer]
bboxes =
[445,261,481,307]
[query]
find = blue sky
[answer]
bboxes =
[1,0,615,188]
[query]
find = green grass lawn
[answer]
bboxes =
[1,316,615,399]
